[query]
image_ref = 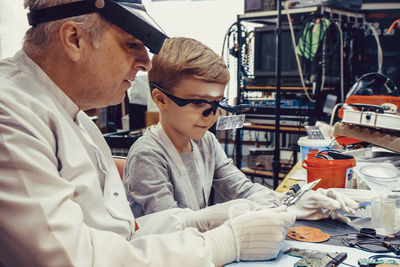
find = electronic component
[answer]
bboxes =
[284,247,347,267]
[305,126,325,140]
[248,148,274,171]
[358,257,400,266]
[281,179,320,206]
[287,0,362,11]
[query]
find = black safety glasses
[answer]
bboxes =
[150,83,227,117]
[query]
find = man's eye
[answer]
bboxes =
[128,43,138,49]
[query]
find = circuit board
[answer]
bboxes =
[284,247,347,267]
[358,258,400,266]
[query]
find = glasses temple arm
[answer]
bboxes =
[218,103,250,114]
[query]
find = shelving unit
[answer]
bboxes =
[234,4,365,189]
[244,85,335,91]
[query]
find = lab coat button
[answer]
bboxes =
[114,192,119,197]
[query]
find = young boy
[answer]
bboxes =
[123,37,358,220]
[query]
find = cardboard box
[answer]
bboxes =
[145,111,160,127]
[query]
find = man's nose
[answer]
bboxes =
[134,46,152,72]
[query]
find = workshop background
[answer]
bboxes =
[2,0,399,192]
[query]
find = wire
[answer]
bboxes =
[387,18,400,34]
[329,135,345,148]
[336,21,344,103]
[328,102,342,135]
[284,1,316,103]
[365,22,383,73]
[340,232,400,254]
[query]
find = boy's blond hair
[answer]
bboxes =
[148,37,230,93]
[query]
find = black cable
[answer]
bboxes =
[326,254,357,267]
[339,232,400,254]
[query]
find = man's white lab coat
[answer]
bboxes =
[0,51,214,267]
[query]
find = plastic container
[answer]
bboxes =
[302,152,356,189]
[297,136,332,161]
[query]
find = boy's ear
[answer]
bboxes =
[151,89,167,110]
[58,20,86,62]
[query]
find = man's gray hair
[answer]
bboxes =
[24,0,108,49]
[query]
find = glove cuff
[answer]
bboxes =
[183,209,208,232]
[203,224,237,266]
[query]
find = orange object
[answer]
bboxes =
[288,226,330,242]
[388,18,400,33]
[303,152,356,189]
[336,95,400,146]
[338,95,400,119]
[334,135,361,147]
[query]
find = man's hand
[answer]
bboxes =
[204,209,296,266]
[288,188,359,222]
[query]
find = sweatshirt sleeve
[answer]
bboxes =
[124,146,180,216]
[210,132,281,206]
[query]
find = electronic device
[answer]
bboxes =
[284,247,347,267]
[338,72,400,119]
[281,179,320,206]
[245,114,309,126]
[244,0,276,13]
[287,0,362,11]
[342,104,400,131]
[249,24,339,87]
[250,24,301,86]
[248,148,274,171]
[358,257,400,267]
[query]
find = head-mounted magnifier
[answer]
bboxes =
[202,101,250,117]
[27,0,168,54]
[150,82,250,117]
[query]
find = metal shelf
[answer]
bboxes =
[243,124,306,133]
[235,5,365,190]
[243,85,335,91]
[239,6,365,24]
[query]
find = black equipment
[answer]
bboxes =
[250,24,302,86]
[250,23,340,87]
[26,0,168,54]
[244,0,276,13]
[346,72,399,98]
[288,0,362,11]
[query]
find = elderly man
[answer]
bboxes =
[0,0,297,266]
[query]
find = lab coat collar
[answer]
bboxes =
[14,50,79,120]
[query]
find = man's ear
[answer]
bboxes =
[58,21,86,62]
[151,89,167,111]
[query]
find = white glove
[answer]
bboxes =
[246,188,285,207]
[203,209,296,266]
[184,199,263,232]
[288,188,359,222]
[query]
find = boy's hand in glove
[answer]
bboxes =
[184,199,264,232]
[287,188,359,223]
